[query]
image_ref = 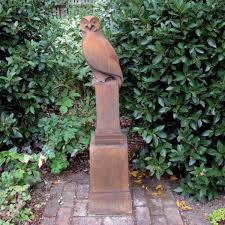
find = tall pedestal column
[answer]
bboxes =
[89,80,132,214]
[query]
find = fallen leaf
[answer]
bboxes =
[134,179,142,184]
[169,175,179,181]
[38,153,46,168]
[52,180,60,185]
[156,184,163,191]
[130,170,139,178]
[145,186,150,192]
[151,184,164,196]
[176,200,192,211]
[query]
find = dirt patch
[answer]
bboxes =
[173,191,225,225]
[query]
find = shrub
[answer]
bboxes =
[0,0,93,161]
[208,208,225,225]
[0,149,41,224]
[35,12,95,174]
[0,0,57,149]
[0,1,95,223]
[38,94,95,174]
[67,3,96,18]
[96,0,225,201]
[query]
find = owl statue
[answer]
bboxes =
[80,16,123,86]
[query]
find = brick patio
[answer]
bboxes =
[41,172,184,225]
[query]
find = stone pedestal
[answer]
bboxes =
[88,80,132,214]
[89,135,132,214]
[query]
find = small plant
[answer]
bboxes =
[208,208,225,225]
[0,149,42,224]
[0,149,41,187]
[38,94,95,174]
[0,185,33,224]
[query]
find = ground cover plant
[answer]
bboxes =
[96,0,225,201]
[208,208,225,225]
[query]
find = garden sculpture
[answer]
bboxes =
[80,15,123,86]
[80,16,132,214]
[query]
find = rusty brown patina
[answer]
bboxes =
[80,16,132,214]
[80,15,123,87]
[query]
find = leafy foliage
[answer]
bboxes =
[0,0,93,223]
[0,149,41,224]
[0,0,57,149]
[96,0,225,201]
[0,1,57,223]
[0,150,41,187]
[208,208,225,225]
[0,0,92,150]
[0,184,33,225]
[38,94,95,174]
[67,3,96,18]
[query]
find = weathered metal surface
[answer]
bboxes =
[80,16,123,86]
[80,16,132,214]
[89,134,132,214]
[94,81,126,145]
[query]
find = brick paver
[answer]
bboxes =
[152,215,167,225]
[135,207,151,225]
[62,191,75,207]
[103,216,135,225]
[41,172,184,225]
[72,217,103,225]
[55,207,72,225]
[73,200,88,216]
[76,184,89,199]
[133,187,147,207]
[41,217,56,225]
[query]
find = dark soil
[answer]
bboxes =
[173,189,225,225]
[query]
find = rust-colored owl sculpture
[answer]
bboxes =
[80,16,123,86]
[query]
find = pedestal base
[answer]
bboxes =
[89,191,132,215]
[89,134,132,215]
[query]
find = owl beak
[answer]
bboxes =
[88,24,92,29]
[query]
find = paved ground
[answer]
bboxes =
[41,172,184,225]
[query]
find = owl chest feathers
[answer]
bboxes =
[82,31,123,83]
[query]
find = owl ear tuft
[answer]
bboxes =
[80,18,87,25]
[80,18,87,31]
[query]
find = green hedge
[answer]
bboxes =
[0,0,57,148]
[97,0,225,201]
[0,1,94,223]
[0,0,92,151]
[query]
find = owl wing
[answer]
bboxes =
[82,32,123,82]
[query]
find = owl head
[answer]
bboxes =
[80,16,100,33]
